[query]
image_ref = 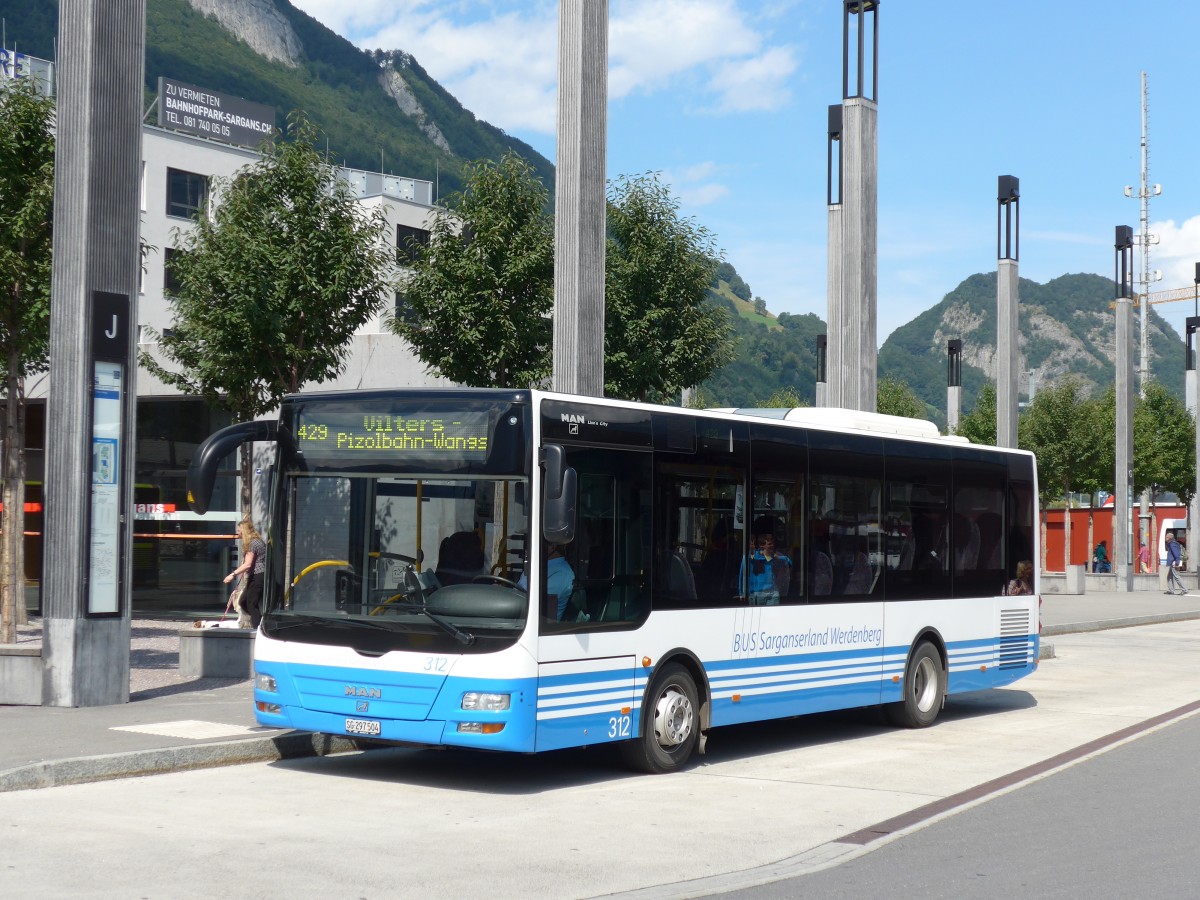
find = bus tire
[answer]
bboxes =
[885,640,944,728]
[619,663,699,774]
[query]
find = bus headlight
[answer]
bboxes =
[458,722,506,734]
[461,691,510,711]
[256,673,277,693]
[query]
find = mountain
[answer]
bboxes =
[878,272,1186,424]
[1,0,554,197]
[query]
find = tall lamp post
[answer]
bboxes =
[946,339,962,432]
[815,334,828,407]
[1114,226,1135,589]
[1191,262,1200,575]
[996,176,1020,448]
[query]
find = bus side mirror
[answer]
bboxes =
[542,444,577,545]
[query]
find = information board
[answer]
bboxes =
[89,363,123,614]
[295,409,491,461]
[157,77,275,148]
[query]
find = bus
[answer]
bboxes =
[187,389,1040,773]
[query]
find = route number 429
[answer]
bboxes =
[608,714,631,739]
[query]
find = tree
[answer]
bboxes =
[1,79,55,643]
[756,386,808,408]
[876,376,925,419]
[1018,376,1106,569]
[604,172,735,401]
[390,151,554,388]
[954,382,996,444]
[142,113,394,508]
[1134,380,1196,507]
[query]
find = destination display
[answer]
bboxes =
[295,409,491,460]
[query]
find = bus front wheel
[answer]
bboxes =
[620,663,699,774]
[885,640,944,728]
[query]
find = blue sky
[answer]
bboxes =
[291,0,1200,349]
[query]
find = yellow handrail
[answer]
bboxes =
[283,559,349,602]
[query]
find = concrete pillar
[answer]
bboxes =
[1187,313,1199,570]
[552,0,607,397]
[1114,226,1135,590]
[825,203,842,408]
[41,0,145,706]
[835,96,877,412]
[996,259,1019,447]
[823,105,840,411]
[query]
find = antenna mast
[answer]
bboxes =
[1125,71,1161,396]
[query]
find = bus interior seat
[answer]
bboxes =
[668,549,697,600]
[812,551,833,596]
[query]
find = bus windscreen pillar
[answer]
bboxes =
[41,0,145,707]
[553,0,607,397]
[996,176,1020,449]
[827,2,878,412]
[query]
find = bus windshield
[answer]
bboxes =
[269,472,530,650]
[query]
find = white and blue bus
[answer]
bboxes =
[187,389,1040,773]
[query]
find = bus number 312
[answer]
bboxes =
[608,715,631,738]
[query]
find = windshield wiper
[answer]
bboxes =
[269,614,394,633]
[388,602,476,646]
[268,607,475,645]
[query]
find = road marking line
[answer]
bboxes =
[110,720,262,740]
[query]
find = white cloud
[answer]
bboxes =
[706,45,797,113]
[661,161,730,207]
[1153,216,1200,289]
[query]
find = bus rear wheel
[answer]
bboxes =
[885,640,944,728]
[620,663,699,774]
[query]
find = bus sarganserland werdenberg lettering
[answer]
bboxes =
[187,389,1039,774]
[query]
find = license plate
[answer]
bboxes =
[344,718,381,736]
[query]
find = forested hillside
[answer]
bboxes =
[879,272,1186,423]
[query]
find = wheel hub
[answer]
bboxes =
[653,687,693,748]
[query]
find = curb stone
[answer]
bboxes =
[0,731,366,794]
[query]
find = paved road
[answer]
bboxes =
[2,617,1199,898]
[717,707,1200,899]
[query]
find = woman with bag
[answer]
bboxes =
[224,519,267,628]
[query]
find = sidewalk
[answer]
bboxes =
[3,589,1200,792]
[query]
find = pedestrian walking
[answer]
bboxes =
[225,519,267,627]
[1138,542,1151,574]
[1164,530,1188,595]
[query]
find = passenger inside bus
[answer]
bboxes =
[434,530,487,586]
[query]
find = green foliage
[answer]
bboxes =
[604,172,735,402]
[876,376,926,419]
[756,386,808,408]
[1018,376,1107,506]
[712,260,751,302]
[0,77,54,379]
[392,152,553,388]
[1133,380,1196,506]
[700,310,824,406]
[142,112,393,420]
[0,76,55,642]
[955,382,997,445]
